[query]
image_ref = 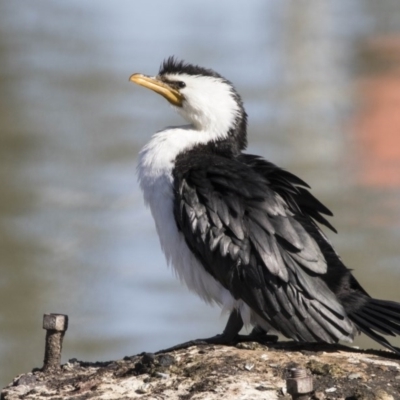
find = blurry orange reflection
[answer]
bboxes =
[352,37,400,188]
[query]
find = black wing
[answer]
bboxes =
[173,152,355,343]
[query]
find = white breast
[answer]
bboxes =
[137,126,252,324]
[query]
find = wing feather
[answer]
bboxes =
[173,152,355,342]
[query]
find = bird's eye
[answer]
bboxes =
[176,81,186,89]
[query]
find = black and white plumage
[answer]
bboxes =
[130,57,400,353]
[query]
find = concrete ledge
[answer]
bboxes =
[2,342,400,400]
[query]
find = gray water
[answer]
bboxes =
[1,0,400,387]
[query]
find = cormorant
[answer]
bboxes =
[130,57,400,354]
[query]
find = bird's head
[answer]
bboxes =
[130,57,247,151]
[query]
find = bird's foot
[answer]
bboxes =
[248,326,279,343]
[155,334,235,354]
[155,311,278,354]
[155,331,278,354]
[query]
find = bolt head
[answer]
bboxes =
[43,314,68,331]
[286,376,313,395]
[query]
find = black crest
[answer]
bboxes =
[159,56,223,79]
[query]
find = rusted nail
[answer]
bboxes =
[42,313,68,372]
[286,368,313,400]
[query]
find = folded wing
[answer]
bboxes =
[173,153,356,343]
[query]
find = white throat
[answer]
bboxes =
[165,73,240,135]
[137,124,225,201]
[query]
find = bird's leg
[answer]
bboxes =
[155,309,243,354]
[155,309,277,354]
[220,308,244,341]
[248,325,279,343]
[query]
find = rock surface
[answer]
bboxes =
[2,342,400,400]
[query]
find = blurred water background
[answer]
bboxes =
[2,0,400,387]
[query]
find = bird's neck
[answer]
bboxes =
[175,102,248,153]
[138,125,238,181]
[178,123,243,157]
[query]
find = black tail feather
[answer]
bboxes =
[359,309,400,335]
[350,298,400,355]
[355,310,398,336]
[367,300,400,318]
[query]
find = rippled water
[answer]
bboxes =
[1,0,400,387]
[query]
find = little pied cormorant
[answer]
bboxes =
[130,57,400,354]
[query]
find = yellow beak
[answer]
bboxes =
[129,74,183,107]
